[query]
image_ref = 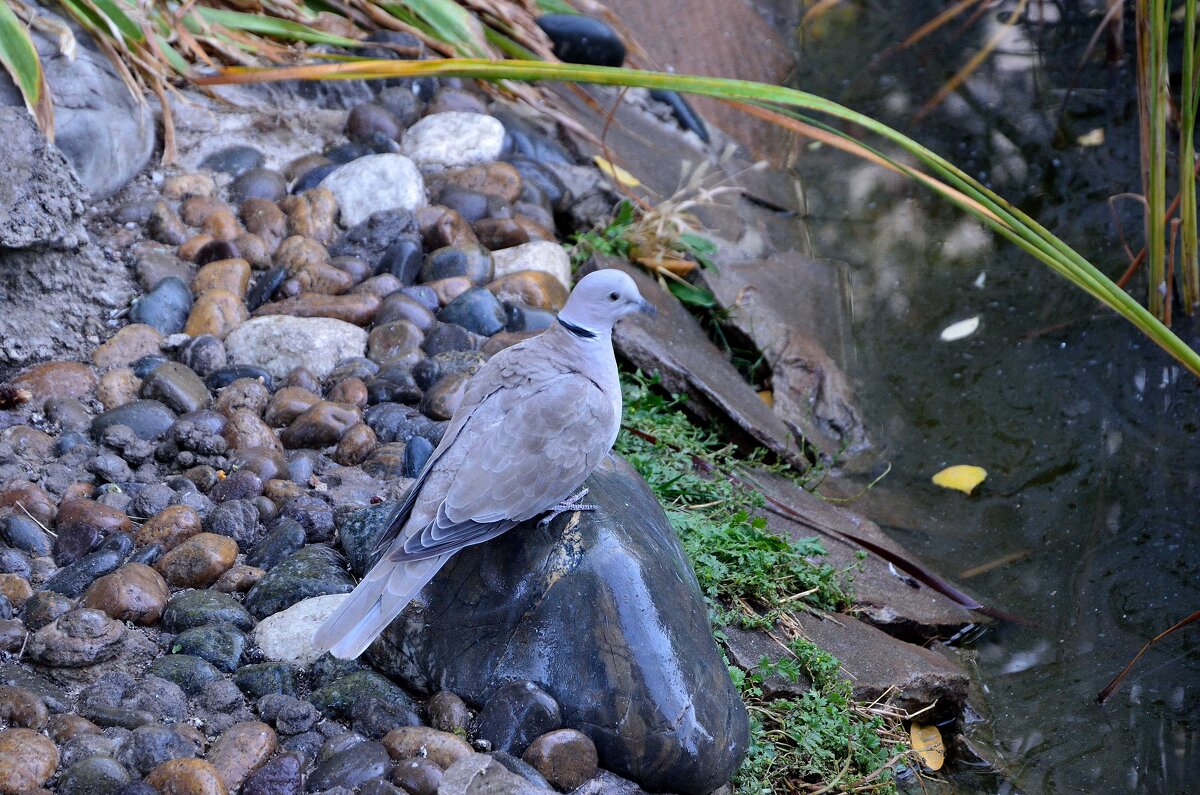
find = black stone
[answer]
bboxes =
[128,543,163,567]
[257,693,320,735]
[244,545,354,619]
[325,142,375,164]
[2,514,52,556]
[366,365,422,406]
[403,435,433,479]
[243,752,304,795]
[206,365,274,392]
[57,756,132,795]
[306,740,391,793]
[494,110,573,165]
[117,724,197,776]
[131,355,170,379]
[370,456,749,794]
[44,535,132,597]
[202,145,266,177]
[145,653,224,696]
[504,303,555,333]
[286,450,322,485]
[293,162,340,195]
[509,159,570,211]
[536,14,625,67]
[475,680,561,756]
[91,400,177,442]
[195,238,241,267]
[649,89,710,143]
[203,499,262,548]
[130,276,192,335]
[352,695,421,739]
[55,430,92,456]
[247,267,288,311]
[231,167,288,203]
[179,335,227,378]
[310,670,414,721]
[278,494,335,543]
[0,547,30,578]
[329,210,419,266]
[162,589,255,633]
[376,239,424,284]
[434,186,490,223]
[437,287,506,337]
[419,245,493,285]
[421,322,479,356]
[20,590,73,630]
[235,662,297,699]
[248,517,307,570]
[400,285,440,313]
[171,622,246,673]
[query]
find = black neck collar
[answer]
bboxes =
[559,318,598,339]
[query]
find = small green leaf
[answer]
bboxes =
[90,0,144,44]
[668,280,717,308]
[193,7,361,48]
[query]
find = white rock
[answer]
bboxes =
[254,594,348,666]
[224,315,367,381]
[490,241,573,291]
[401,112,506,170]
[320,153,426,227]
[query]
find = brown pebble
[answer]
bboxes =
[283,367,322,394]
[213,563,265,593]
[0,685,47,729]
[431,162,522,203]
[7,361,97,408]
[206,720,277,792]
[262,478,302,503]
[149,201,188,245]
[215,377,271,418]
[136,504,203,551]
[178,233,216,262]
[163,173,216,200]
[0,620,23,653]
[351,274,402,299]
[382,727,473,769]
[0,574,32,609]
[419,373,468,421]
[284,153,331,181]
[230,447,288,482]
[417,205,478,250]
[427,276,473,307]
[234,233,273,268]
[240,198,286,240]
[263,387,321,428]
[391,757,442,795]
[193,258,251,297]
[145,758,228,795]
[330,256,372,286]
[1,427,54,461]
[274,235,329,274]
[279,188,336,244]
[203,208,242,241]
[93,324,164,370]
[47,714,99,744]
[521,729,599,791]
[426,691,471,735]
[97,367,141,410]
[184,289,249,339]
[291,261,354,295]
[180,195,227,227]
[280,401,360,449]
[254,293,380,326]
[368,321,425,363]
[327,377,368,408]
[0,480,55,526]
[154,532,238,588]
[333,422,377,466]
[473,217,530,250]
[222,410,283,454]
[487,270,569,312]
[80,562,170,625]
[0,727,58,793]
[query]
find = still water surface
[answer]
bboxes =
[780,2,1200,791]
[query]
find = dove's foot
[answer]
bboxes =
[538,488,598,528]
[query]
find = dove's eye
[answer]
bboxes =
[608,292,620,301]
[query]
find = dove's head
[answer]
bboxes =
[558,269,655,336]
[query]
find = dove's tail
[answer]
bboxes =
[312,554,450,659]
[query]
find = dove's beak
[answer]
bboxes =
[638,298,657,317]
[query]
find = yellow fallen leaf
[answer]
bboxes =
[932,464,987,495]
[593,156,641,187]
[757,390,774,407]
[909,723,945,770]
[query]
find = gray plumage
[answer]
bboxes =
[313,269,654,659]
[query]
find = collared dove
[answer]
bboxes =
[314,268,655,659]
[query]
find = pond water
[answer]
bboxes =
[775,1,1200,791]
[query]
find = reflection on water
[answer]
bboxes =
[783,1,1200,791]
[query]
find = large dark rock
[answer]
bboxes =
[369,455,747,795]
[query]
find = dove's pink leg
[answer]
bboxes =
[538,488,598,528]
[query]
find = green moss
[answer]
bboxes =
[617,371,899,793]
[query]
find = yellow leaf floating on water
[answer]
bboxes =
[932,464,987,495]
[593,156,641,187]
[909,723,945,771]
